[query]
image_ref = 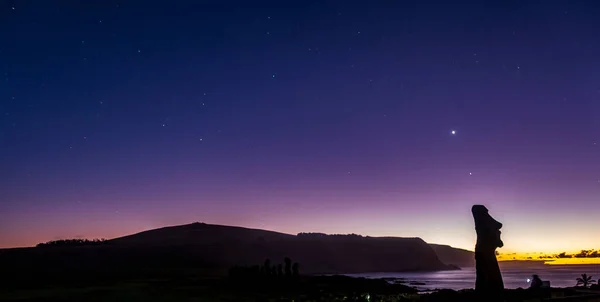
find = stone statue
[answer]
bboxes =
[472,205,504,296]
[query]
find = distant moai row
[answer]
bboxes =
[228,257,300,280]
[261,257,299,277]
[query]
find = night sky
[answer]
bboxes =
[1,1,599,253]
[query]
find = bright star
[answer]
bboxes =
[451,130,456,135]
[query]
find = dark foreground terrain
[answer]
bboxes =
[1,275,409,302]
[3,273,600,302]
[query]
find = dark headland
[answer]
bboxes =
[0,222,467,277]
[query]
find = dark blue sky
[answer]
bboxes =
[1,1,599,252]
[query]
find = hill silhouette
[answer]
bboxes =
[108,222,294,247]
[106,222,468,272]
[0,222,470,286]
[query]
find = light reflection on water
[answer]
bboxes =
[348,265,600,291]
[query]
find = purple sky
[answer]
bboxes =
[1,1,599,253]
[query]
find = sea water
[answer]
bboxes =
[348,265,600,291]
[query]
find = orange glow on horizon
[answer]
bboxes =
[545,258,600,265]
[497,251,600,265]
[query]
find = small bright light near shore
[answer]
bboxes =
[527,278,531,283]
[451,130,456,135]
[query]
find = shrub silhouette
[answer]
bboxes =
[36,238,107,247]
[554,250,599,258]
[576,250,599,258]
[292,262,299,277]
[575,250,593,258]
[576,274,595,288]
[228,265,261,279]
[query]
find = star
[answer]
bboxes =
[469,172,472,176]
[451,130,456,135]
[199,138,203,141]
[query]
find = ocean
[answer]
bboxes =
[348,265,600,291]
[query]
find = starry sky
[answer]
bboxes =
[1,1,599,253]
